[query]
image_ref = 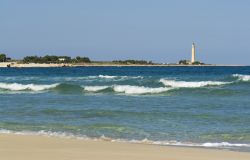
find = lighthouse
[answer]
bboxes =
[191,42,196,63]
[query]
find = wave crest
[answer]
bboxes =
[113,85,171,94]
[83,85,171,94]
[233,74,250,82]
[83,86,110,92]
[160,79,230,88]
[98,75,117,79]
[0,82,59,91]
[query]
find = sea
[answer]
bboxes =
[0,66,250,152]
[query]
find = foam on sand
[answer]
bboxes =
[128,138,250,148]
[1,129,250,149]
[202,142,250,147]
[0,82,59,91]
[159,79,230,88]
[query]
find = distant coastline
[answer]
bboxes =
[0,53,248,68]
[0,62,248,68]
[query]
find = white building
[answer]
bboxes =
[58,58,66,62]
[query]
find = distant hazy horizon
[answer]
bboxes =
[1,0,250,65]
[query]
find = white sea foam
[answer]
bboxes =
[97,75,143,80]
[1,129,249,149]
[83,86,110,92]
[83,85,170,94]
[98,75,143,80]
[0,129,87,139]
[98,75,117,79]
[233,74,250,82]
[0,82,59,91]
[113,85,171,94]
[202,142,250,147]
[159,79,230,88]
[126,139,250,148]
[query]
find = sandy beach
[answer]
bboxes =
[0,62,73,67]
[0,134,250,160]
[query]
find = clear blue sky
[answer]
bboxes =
[0,0,250,64]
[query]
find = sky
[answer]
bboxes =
[0,0,250,64]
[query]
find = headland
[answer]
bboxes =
[0,62,247,68]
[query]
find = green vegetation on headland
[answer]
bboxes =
[21,55,154,65]
[22,55,153,65]
[22,55,91,64]
[179,60,204,65]
[0,53,211,66]
[112,60,153,65]
[0,54,11,62]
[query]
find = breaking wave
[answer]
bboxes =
[93,75,142,80]
[83,86,110,92]
[2,74,249,94]
[113,85,171,94]
[98,75,117,79]
[233,74,250,82]
[83,85,171,94]
[0,82,59,91]
[159,79,230,88]
[0,75,143,82]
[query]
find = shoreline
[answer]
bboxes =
[1,129,249,150]
[1,133,250,160]
[0,62,249,68]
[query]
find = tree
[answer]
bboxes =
[0,54,7,62]
[192,61,204,65]
[6,57,11,61]
[179,60,189,65]
[76,56,81,61]
[23,56,41,63]
[22,55,91,64]
[112,60,153,65]
[74,56,91,63]
[43,55,59,63]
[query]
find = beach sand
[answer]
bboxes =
[0,62,72,67]
[0,134,250,160]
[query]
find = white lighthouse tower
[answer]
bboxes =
[191,42,196,63]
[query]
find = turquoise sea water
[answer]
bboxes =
[0,66,250,151]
